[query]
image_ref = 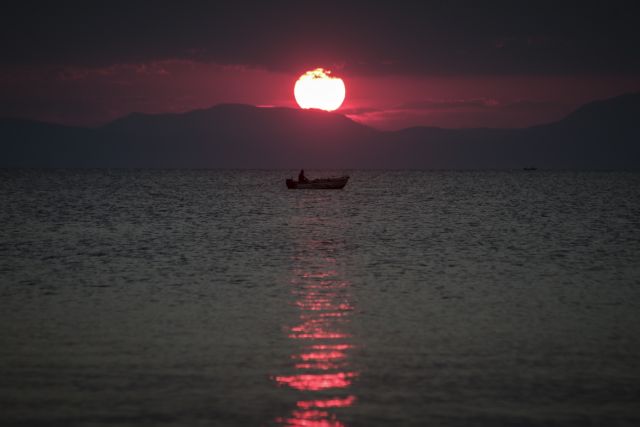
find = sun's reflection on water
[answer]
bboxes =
[273,257,358,427]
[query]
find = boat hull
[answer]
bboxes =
[286,176,349,189]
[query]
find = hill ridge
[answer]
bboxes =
[1,93,639,169]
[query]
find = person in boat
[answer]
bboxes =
[298,169,309,183]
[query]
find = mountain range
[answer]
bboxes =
[1,93,639,169]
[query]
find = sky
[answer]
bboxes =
[1,0,639,130]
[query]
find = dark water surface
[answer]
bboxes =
[1,170,640,426]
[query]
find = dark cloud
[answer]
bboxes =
[399,99,500,110]
[396,98,561,112]
[343,97,571,129]
[344,98,560,114]
[2,0,639,75]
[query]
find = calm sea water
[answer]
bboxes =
[1,170,640,427]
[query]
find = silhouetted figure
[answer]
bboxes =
[298,169,309,183]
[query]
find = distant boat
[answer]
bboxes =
[523,167,538,171]
[286,176,349,189]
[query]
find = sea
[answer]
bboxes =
[1,169,639,427]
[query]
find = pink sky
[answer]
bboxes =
[1,60,638,130]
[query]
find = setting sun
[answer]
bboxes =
[294,68,346,111]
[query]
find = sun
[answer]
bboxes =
[294,68,346,111]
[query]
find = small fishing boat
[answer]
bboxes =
[286,176,349,189]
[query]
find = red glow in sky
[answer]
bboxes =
[2,3,639,131]
[2,60,638,130]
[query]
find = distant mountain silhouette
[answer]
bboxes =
[100,104,378,168]
[1,93,639,169]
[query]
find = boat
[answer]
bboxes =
[286,176,349,189]
[523,167,538,171]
